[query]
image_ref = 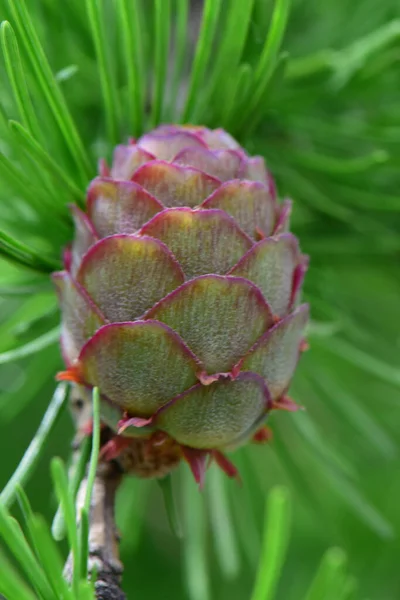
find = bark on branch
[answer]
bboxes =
[64,461,126,600]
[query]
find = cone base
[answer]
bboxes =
[101,431,182,479]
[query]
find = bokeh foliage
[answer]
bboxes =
[0,0,399,598]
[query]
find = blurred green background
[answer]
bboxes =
[0,1,399,598]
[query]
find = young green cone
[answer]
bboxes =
[54,125,309,486]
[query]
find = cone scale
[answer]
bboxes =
[54,125,309,485]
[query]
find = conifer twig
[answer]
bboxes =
[64,461,125,599]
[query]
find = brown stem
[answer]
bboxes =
[64,461,126,600]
